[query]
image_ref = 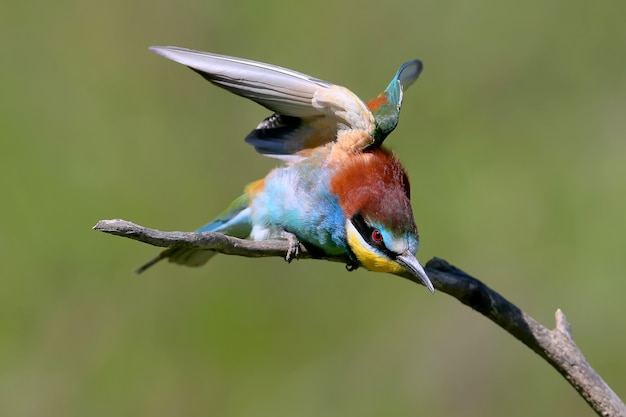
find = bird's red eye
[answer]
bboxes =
[372,229,383,243]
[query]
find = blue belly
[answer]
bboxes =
[250,164,348,255]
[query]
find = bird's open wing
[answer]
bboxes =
[366,59,423,148]
[150,46,377,160]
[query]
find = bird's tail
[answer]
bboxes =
[135,193,252,274]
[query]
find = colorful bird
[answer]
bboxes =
[138,46,434,293]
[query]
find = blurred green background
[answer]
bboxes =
[1,0,624,415]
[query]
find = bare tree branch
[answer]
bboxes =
[94,218,625,417]
[423,258,624,417]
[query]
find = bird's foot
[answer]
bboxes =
[345,251,360,271]
[280,230,300,263]
[345,261,359,271]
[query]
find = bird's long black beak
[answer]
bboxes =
[396,252,435,294]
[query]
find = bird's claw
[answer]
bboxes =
[345,261,359,271]
[281,230,300,263]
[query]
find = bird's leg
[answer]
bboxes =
[280,230,300,263]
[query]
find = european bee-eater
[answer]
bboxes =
[138,46,434,293]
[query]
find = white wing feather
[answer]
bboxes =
[150,46,369,120]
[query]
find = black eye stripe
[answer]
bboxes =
[350,213,371,241]
[350,213,398,259]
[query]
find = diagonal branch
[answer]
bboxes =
[94,218,625,417]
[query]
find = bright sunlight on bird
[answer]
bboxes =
[138,46,433,293]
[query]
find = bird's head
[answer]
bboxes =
[331,150,434,293]
[344,191,434,294]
